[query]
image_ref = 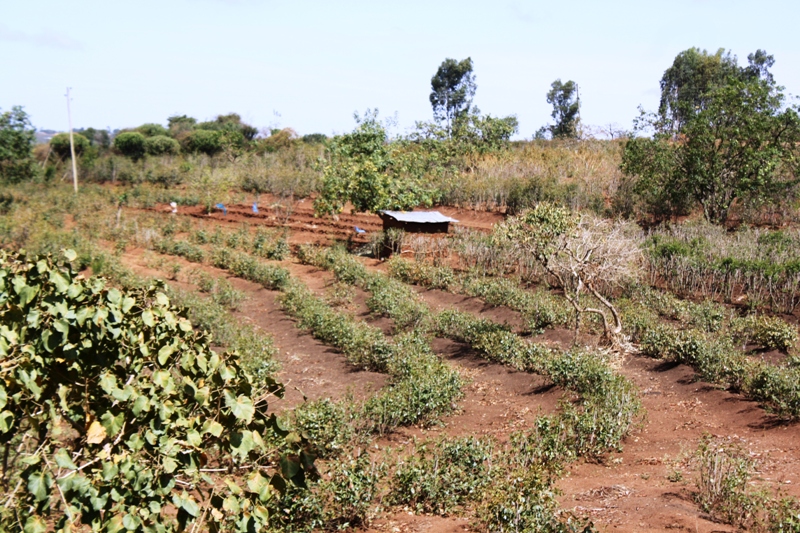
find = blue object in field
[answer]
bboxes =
[354,226,366,234]
[252,202,259,214]
[215,203,227,215]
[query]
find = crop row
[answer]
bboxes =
[385,255,573,332]
[297,245,642,459]
[149,237,464,437]
[620,297,800,418]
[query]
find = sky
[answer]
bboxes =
[2,0,799,139]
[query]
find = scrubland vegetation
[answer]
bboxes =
[2,48,800,532]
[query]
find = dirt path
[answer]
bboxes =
[119,250,387,410]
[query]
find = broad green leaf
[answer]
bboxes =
[141,309,155,327]
[105,514,125,533]
[50,270,69,293]
[54,448,78,470]
[132,395,150,416]
[162,457,178,474]
[101,461,119,481]
[18,284,39,307]
[186,429,202,448]
[247,472,272,502]
[194,386,210,406]
[0,386,6,410]
[23,516,47,533]
[121,296,135,314]
[99,373,119,396]
[230,431,255,456]
[219,365,236,381]
[53,318,69,336]
[204,420,223,438]
[180,495,200,517]
[156,292,169,306]
[280,456,301,479]
[158,345,174,366]
[27,470,52,502]
[100,411,125,437]
[222,495,240,514]
[63,249,77,262]
[122,514,139,531]
[224,392,254,423]
[107,288,122,305]
[0,411,16,433]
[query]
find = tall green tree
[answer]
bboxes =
[0,106,37,183]
[430,58,477,137]
[545,79,580,139]
[622,72,800,224]
[658,47,776,134]
[315,110,437,215]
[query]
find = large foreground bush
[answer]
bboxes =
[0,250,314,532]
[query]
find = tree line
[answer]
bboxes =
[2,48,799,225]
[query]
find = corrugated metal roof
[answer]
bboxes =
[380,210,459,224]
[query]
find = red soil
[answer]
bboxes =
[122,204,800,532]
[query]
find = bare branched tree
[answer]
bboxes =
[498,203,642,346]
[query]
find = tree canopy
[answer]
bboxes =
[430,58,477,137]
[0,106,37,183]
[314,111,438,215]
[623,49,800,224]
[50,133,90,160]
[658,47,777,134]
[546,79,580,139]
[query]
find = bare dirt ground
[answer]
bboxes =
[152,197,504,246]
[127,204,800,532]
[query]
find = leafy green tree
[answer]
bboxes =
[0,106,37,183]
[50,132,90,159]
[658,47,776,134]
[136,123,169,137]
[302,133,328,144]
[76,127,111,148]
[144,134,181,156]
[113,131,147,161]
[430,58,477,137]
[182,129,222,155]
[315,111,437,215]
[658,48,740,133]
[545,79,580,139]
[0,249,315,533]
[623,75,800,224]
[167,114,197,136]
[197,113,258,142]
[453,113,519,152]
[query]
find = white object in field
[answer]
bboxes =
[170,202,178,213]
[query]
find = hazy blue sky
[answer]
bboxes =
[3,0,798,138]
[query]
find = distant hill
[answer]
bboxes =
[35,129,60,144]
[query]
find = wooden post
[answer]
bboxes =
[66,87,78,194]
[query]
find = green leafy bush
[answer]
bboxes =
[294,398,356,459]
[730,314,799,352]
[390,436,494,514]
[0,250,313,532]
[182,129,222,155]
[113,131,147,161]
[144,135,181,156]
[50,132,90,159]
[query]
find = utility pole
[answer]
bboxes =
[65,87,78,194]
